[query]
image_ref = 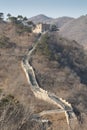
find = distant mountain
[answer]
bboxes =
[28,14,74,28]
[59,15,87,47]
[50,17,74,28]
[28,14,53,24]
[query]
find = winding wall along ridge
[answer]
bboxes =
[21,39,77,125]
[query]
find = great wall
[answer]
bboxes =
[21,36,77,128]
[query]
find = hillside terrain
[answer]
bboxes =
[0,22,69,130]
[0,22,46,129]
[28,14,74,28]
[59,15,87,48]
[0,19,87,130]
[31,32,87,129]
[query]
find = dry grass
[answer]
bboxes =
[1,22,87,129]
[41,112,68,130]
[0,22,69,130]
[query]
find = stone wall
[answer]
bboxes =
[33,23,50,33]
[21,41,77,125]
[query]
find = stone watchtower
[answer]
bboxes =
[33,23,50,33]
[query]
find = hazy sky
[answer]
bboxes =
[0,0,87,18]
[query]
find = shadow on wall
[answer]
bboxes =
[72,106,83,124]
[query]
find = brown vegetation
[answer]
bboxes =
[0,18,87,129]
[31,32,87,129]
[0,22,70,130]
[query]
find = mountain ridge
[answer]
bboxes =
[28,14,74,28]
[59,15,87,47]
